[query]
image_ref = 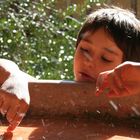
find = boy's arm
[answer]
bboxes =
[0,59,31,131]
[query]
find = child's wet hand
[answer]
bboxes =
[95,68,127,97]
[1,72,30,131]
[95,70,124,98]
[7,100,28,132]
[0,59,30,131]
[117,61,140,96]
[0,90,29,132]
[96,61,140,97]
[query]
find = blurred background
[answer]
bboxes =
[0,0,139,80]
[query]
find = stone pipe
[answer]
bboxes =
[28,80,140,118]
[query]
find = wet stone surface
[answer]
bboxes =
[0,116,140,140]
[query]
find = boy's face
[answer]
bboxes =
[74,27,123,82]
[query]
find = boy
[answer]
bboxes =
[0,6,140,131]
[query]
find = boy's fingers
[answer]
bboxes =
[7,100,28,131]
[107,72,125,96]
[0,95,3,107]
[7,124,17,132]
[0,101,10,116]
[96,72,110,96]
[6,105,19,124]
[0,90,11,115]
[0,92,8,116]
[113,68,124,89]
[7,114,25,132]
[7,114,24,132]
[0,89,28,131]
[107,87,130,97]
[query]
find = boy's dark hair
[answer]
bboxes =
[76,6,140,62]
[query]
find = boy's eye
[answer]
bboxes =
[80,47,89,53]
[80,47,93,61]
[101,56,113,63]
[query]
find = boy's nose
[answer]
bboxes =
[84,56,96,69]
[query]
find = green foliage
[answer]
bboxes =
[0,0,106,80]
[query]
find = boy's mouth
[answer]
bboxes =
[79,72,96,82]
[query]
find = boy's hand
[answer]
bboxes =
[96,61,140,97]
[0,90,29,131]
[0,59,30,131]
